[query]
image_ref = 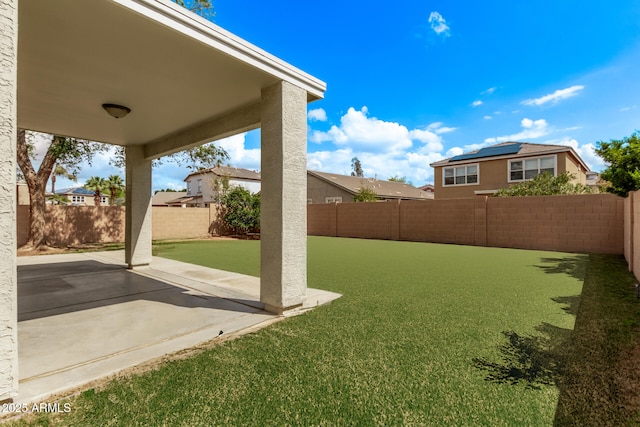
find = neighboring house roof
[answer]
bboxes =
[308,170,433,200]
[55,187,104,196]
[419,184,435,193]
[184,166,261,182]
[152,191,188,206]
[430,141,591,171]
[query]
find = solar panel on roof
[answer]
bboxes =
[450,143,522,162]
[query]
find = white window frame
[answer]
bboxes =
[442,163,479,187]
[325,197,342,203]
[71,195,85,203]
[508,155,557,183]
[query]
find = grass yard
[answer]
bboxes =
[9,237,640,426]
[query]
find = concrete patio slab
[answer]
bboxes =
[14,251,341,405]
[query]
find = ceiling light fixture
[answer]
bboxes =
[102,103,131,119]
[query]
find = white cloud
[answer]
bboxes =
[522,85,585,106]
[307,149,442,185]
[306,107,456,185]
[471,100,483,107]
[426,122,457,134]
[217,133,261,171]
[308,108,327,122]
[544,137,604,171]
[446,147,464,157]
[484,118,551,143]
[310,106,414,154]
[482,87,496,95]
[428,12,450,37]
[483,115,492,120]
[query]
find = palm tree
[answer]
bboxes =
[84,176,107,206]
[106,175,125,206]
[50,164,76,194]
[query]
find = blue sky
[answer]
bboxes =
[50,0,640,190]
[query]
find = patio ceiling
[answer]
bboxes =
[17,0,325,156]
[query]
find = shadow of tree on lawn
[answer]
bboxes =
[532,255,589,282]
[472,322,573,390]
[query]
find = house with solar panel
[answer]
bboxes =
[52,187,109,206]
[429,142,591,199]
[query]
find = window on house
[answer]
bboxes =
[509,156,556,182]
[101,196,108,204]
[197,179,202,194]
[443,164,478,186]
[325,197,342,203]
[71,195,85,203]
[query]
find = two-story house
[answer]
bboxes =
[429,142,591,199]
[183,166,261,207]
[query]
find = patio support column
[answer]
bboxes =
[260,81,307,314]
[125,145,152,268]
[0,0,18,400]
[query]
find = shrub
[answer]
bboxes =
[220,187,260,235]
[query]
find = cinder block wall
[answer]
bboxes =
[17,205,220,247]
[400,199,475,245]
[486,194,623,254]
[336,202,393,240]
[307,203,337,236]
[308,194,624,254]
[152,207,212,240]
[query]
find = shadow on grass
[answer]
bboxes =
[532,254,589,282]
[472,321,574,390]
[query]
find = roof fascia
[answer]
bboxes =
[114,0,326,100]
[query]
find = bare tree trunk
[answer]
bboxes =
[17,130,61,250]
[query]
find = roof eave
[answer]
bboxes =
[120,0,326,100]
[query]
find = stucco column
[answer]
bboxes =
[260,81,307,314]
[0,0,18,401]
[125,145,152,268]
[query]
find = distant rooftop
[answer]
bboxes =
[308,170,433,200]
[184,166,261,182]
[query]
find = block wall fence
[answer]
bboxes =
[308,194,625,255]
[16,205,222,247]
[16,194,633,265]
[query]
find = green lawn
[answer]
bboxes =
[11,237,640,426]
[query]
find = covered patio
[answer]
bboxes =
[0,0,326,401]
[15,251,340,404]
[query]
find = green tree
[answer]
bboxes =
[220,187,260,235]
[173,0,215,20]
[353,186,379,202]
[106,175,125,206]
[595,131,640,196]
[47,194,69,205]
[110,142,229,171]
[84,176,108,206]
[495,172,592,197]
[17,130,108,250]
[388,176,406,183]
[351,157,364,177]
[51,164,76,194]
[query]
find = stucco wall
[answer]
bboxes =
[307,174,354,203]
[0,0,18,400]
[308,194,624,254]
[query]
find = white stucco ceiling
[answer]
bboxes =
[17,0,325,149]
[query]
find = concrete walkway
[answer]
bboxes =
[15,251,341,404]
